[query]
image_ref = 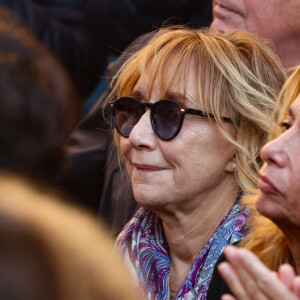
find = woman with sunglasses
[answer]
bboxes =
[207,65,300,300]
[110,27,286,299]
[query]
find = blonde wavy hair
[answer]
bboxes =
[240,66,300,270]
[108,26,286,193]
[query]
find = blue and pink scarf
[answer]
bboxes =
[116,198,248,299]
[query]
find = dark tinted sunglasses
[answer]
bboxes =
[111,96,233,140]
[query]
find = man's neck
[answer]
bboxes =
[275,37,300,72]
[288,239,300,275]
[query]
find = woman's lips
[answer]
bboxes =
[133,164,167,172]
[258,174,281,194]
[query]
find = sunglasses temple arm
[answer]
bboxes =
[186,108,233,123]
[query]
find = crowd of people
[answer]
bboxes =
[2,0,300,299]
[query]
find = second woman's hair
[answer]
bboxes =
[240,66,300,270]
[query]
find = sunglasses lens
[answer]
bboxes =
[113,97,144,137]
[152,100,182,140]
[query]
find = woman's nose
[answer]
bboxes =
[128,110,157,149]
[260,132,289,168]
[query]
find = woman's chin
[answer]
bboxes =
[132,184,167,207]
[255,192,282,221]
[135,197,165,211]
[134,192,170,212]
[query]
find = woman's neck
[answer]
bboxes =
[275,35,300,72]
[158,180,240,261]
[156,179,241,289]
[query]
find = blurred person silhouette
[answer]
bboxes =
[62,0,300,234]
[0,7,79,186]
[0,11,140,300]
[0,0,107,100]
[0,172,141,300]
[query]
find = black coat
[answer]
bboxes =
[1,0,107,99]
[2,0,212,99]
[86,0,213,53]
[206,252,233,300]
[62,33,153,235]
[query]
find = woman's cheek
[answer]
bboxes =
[119,137,131,157]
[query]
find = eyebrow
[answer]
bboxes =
[130,90,193,107]
[164,92,192,106]
[130,90,143,99]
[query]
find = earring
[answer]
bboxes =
[232,163,236,169]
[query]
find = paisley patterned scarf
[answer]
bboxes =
[116,197,248,299]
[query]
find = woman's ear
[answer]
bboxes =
[225,160,236,173]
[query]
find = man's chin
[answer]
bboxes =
[210,19,230,32]
[209,18,245,32]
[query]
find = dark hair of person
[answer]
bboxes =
[0,7,79,181]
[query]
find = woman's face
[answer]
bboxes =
[119,68,237,212]
[256,93,300,228]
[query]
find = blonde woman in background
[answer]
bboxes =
[108,26,286,299]
[209,66,300,300]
